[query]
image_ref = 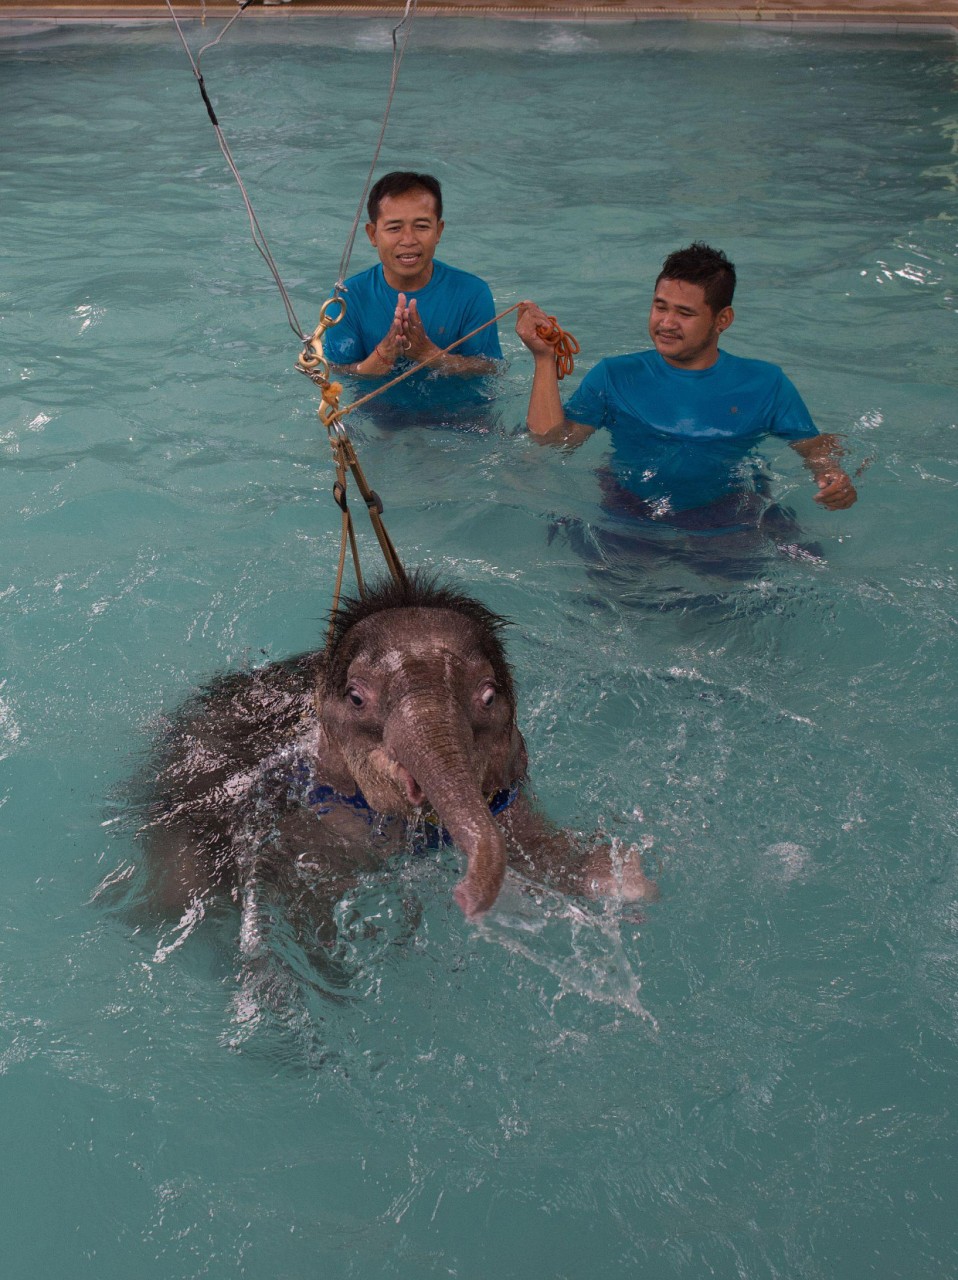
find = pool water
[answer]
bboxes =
[2,15,957,1279]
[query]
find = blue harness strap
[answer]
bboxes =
[487,781,522,817]
[291,759,521,845]
[306,780,373,815]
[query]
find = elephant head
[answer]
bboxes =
[313,575,527,918]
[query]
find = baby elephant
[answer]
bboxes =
[145,574,654,923]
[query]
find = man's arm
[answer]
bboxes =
[516,301,594,446]
[790,435,858,510]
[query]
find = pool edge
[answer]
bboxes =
[1,1,955,35]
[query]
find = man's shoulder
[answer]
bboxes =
[605,350,658,369]
[717,350,786,382]
[716,351,814,433]
[568,352,655,412]
[586,350,658,383]
[591,351,787,387]
[429,260,493,294]
[340,264,383,296]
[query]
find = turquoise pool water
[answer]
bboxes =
[2,15,957,1278]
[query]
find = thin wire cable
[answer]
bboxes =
[164,0,307,340]
[161,0,421,600]
[335,0,418,293]
[196,1,251,66]
[164,0,420,341]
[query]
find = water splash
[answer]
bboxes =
[476,872,658,1026]
[152,895,207,965]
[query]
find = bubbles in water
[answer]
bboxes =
[0,681,21,760]
[764,840,811,882]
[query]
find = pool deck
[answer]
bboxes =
[2,0,955,34]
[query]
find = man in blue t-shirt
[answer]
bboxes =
[516,244,856,527]
[324,171,502,382]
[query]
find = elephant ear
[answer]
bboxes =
[149,653,319,822]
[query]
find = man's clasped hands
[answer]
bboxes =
[373,294,438,370]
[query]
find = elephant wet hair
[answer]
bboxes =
[144,573,656,933]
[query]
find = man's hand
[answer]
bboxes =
[792,435,858,510]
[515,300,556,357]
[395,295,498,377]
[343,301,405,376]
[400,297,441,365]
[814,469,857,510]
[516,299,591,443]
[374,298,408,368]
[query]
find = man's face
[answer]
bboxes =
[647,277,733,369]
[365,189,444,292]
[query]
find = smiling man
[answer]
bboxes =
[516,243,857,525]
[324,171,502,380]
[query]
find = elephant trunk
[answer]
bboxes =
[383,694,507,919]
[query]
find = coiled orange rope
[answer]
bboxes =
[535,316,580,380]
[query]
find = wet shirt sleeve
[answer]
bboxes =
[563,362,613,428]
[767,369,819,440]
[455,279,503,360]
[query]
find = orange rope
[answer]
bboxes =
[535,316,580,380]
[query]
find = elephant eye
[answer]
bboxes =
[346,686,365,708]
[479,683,496,708]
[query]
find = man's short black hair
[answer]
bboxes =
[656,243,736,313]
[367,171,443,224]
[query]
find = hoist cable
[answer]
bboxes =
[164,0,307,341]
[334,0,418,293]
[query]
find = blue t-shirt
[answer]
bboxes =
[564,349,818,514]
[322,260,502,431]
[323,259,503,365]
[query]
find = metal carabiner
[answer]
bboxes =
[297,293,348,373]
